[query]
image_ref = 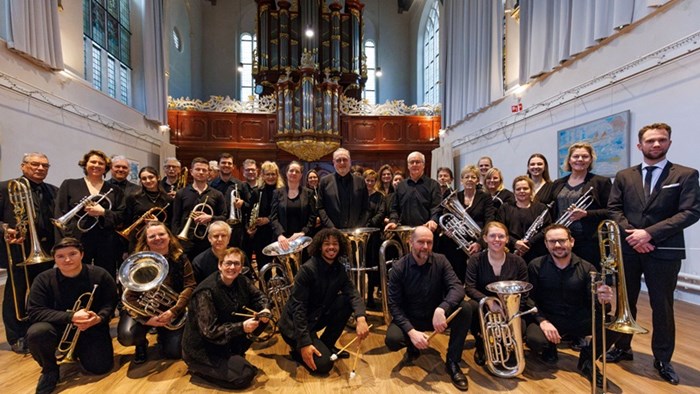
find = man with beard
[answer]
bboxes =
[605,123,700,385]
[0,153,58,354]
[385,226,470,391]
[317,148,369,229]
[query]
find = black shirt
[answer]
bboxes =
[464,251,528,301]
[390,174,442,226]
[172,185,226,235]
[106,178,140,198]
[278,256,366,350]
[191,247,220,284]
[388,252,465,333]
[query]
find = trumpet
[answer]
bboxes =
[227,184,242,225]
[4,178,53,321]
[590,220,648,393]
[52,189,114,233]
[555,186,593,227]
[56,284,98,365]
[177,196,213,241]
[118,203,170,240]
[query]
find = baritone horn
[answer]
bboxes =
[56,284,98,365]
[590,220,648,393]
[118,203,170,240]
[177,196,212,241]
[52,189,114,233]
[119,251,187,330]
[479,281,537,378]
[4,178,53,321]
[439,189,482,253]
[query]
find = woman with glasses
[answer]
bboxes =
[117,221,196,364]
[122,166,173,251]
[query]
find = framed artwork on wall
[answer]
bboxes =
[127,158,140,183]
[557,110,630,178]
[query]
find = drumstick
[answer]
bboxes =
[427,307,463,341]
[232,312,256,318]
[331,324,374,361]
[243,306,259,314]
[349,337,363,379]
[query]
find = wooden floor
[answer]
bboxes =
[1,291,700,394]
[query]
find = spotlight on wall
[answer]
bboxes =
[375,67,383,77]
[237,63,245,72]
[305,27,314,38]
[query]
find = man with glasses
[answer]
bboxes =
[0,153,58,354]
[525,224,617,387]
[386,151,442,231]
[317,148,369,229]
[161,157,183,198]
[183,247,270,389]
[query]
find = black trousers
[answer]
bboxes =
[2,262,51,344]
[282,294,353,375]
[184,335,258,390]
[525,313,593,354]
[385,300,471,364]
[81,231,119,279]
[26,322,113,374]
[614,253,681,363]
[437,234,468,284]
[117,311,183,359]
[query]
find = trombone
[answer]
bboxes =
[52,189,114,233]
[555,186,594,227]
[56,284,99,365]
[5,178,53,321]
[177,196,213,241]
[590,220,648,393]
[117,203,170,240]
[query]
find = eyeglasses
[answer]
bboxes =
[24,162,51,168]
[222,261,242,268]
[546,239,570,246]
[164,165,180,169]
[408,160,424,165]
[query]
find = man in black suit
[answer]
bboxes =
[606,123,700,385]
[0,153,58,354]
[316,148,369,229]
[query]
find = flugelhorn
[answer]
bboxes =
[590,220,648,393]
[119,251,187,330]
[56,284,98,365]
[118,203,170,240]
[52,189,114,233]
[478,281,537,378]
[555,186,593,227]
[227,184,242,225]
[177,196,212,241]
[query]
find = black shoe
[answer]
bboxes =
[403,347,420,364]
[330,347,350,359]
[654,359,680,385]
[577,356,605,388]
[570,336,588,352]
[473,347,486,366]
[606,347,633,363]
[133,345,148,364]
[445,360,469,391]
[36,370,59,394]
[540,346,559,365]
[10,338,29,355]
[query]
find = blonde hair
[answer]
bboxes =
[564,142,596,172]
[257,161,285,188]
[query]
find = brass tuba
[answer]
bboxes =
[52,189,113,233]
[117,203,169,240]
[56,284,98,365]
[176,196,212,241]
[4,178,54,321]
[478,280,537,378]
[118,251,187,330]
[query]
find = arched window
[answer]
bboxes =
[363,40,377,104]
[422,1,439,104]
[83,0,131,105]
[240,33,257,100]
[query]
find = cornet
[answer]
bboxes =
[227,184,242,225]
[118,203,170,240]
[177,196,213,241]
[52,189,114,233]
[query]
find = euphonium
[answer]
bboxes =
[555,186,594,227]
[478,280,537,378]
[118,251,187,330]
[56,284,98,365]
[118,203,170,240]
[227,184,242,225]
[177,196,212,241]
[254,261,293,342]
[4,178,53,321]
[52,189,114,233]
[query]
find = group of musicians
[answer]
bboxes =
[1,122,698,392]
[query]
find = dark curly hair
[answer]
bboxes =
[78,149,111,177]
[307,228,349,262]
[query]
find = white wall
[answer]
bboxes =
[442,0,700,304]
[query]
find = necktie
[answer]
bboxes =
[644,166,657,199]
